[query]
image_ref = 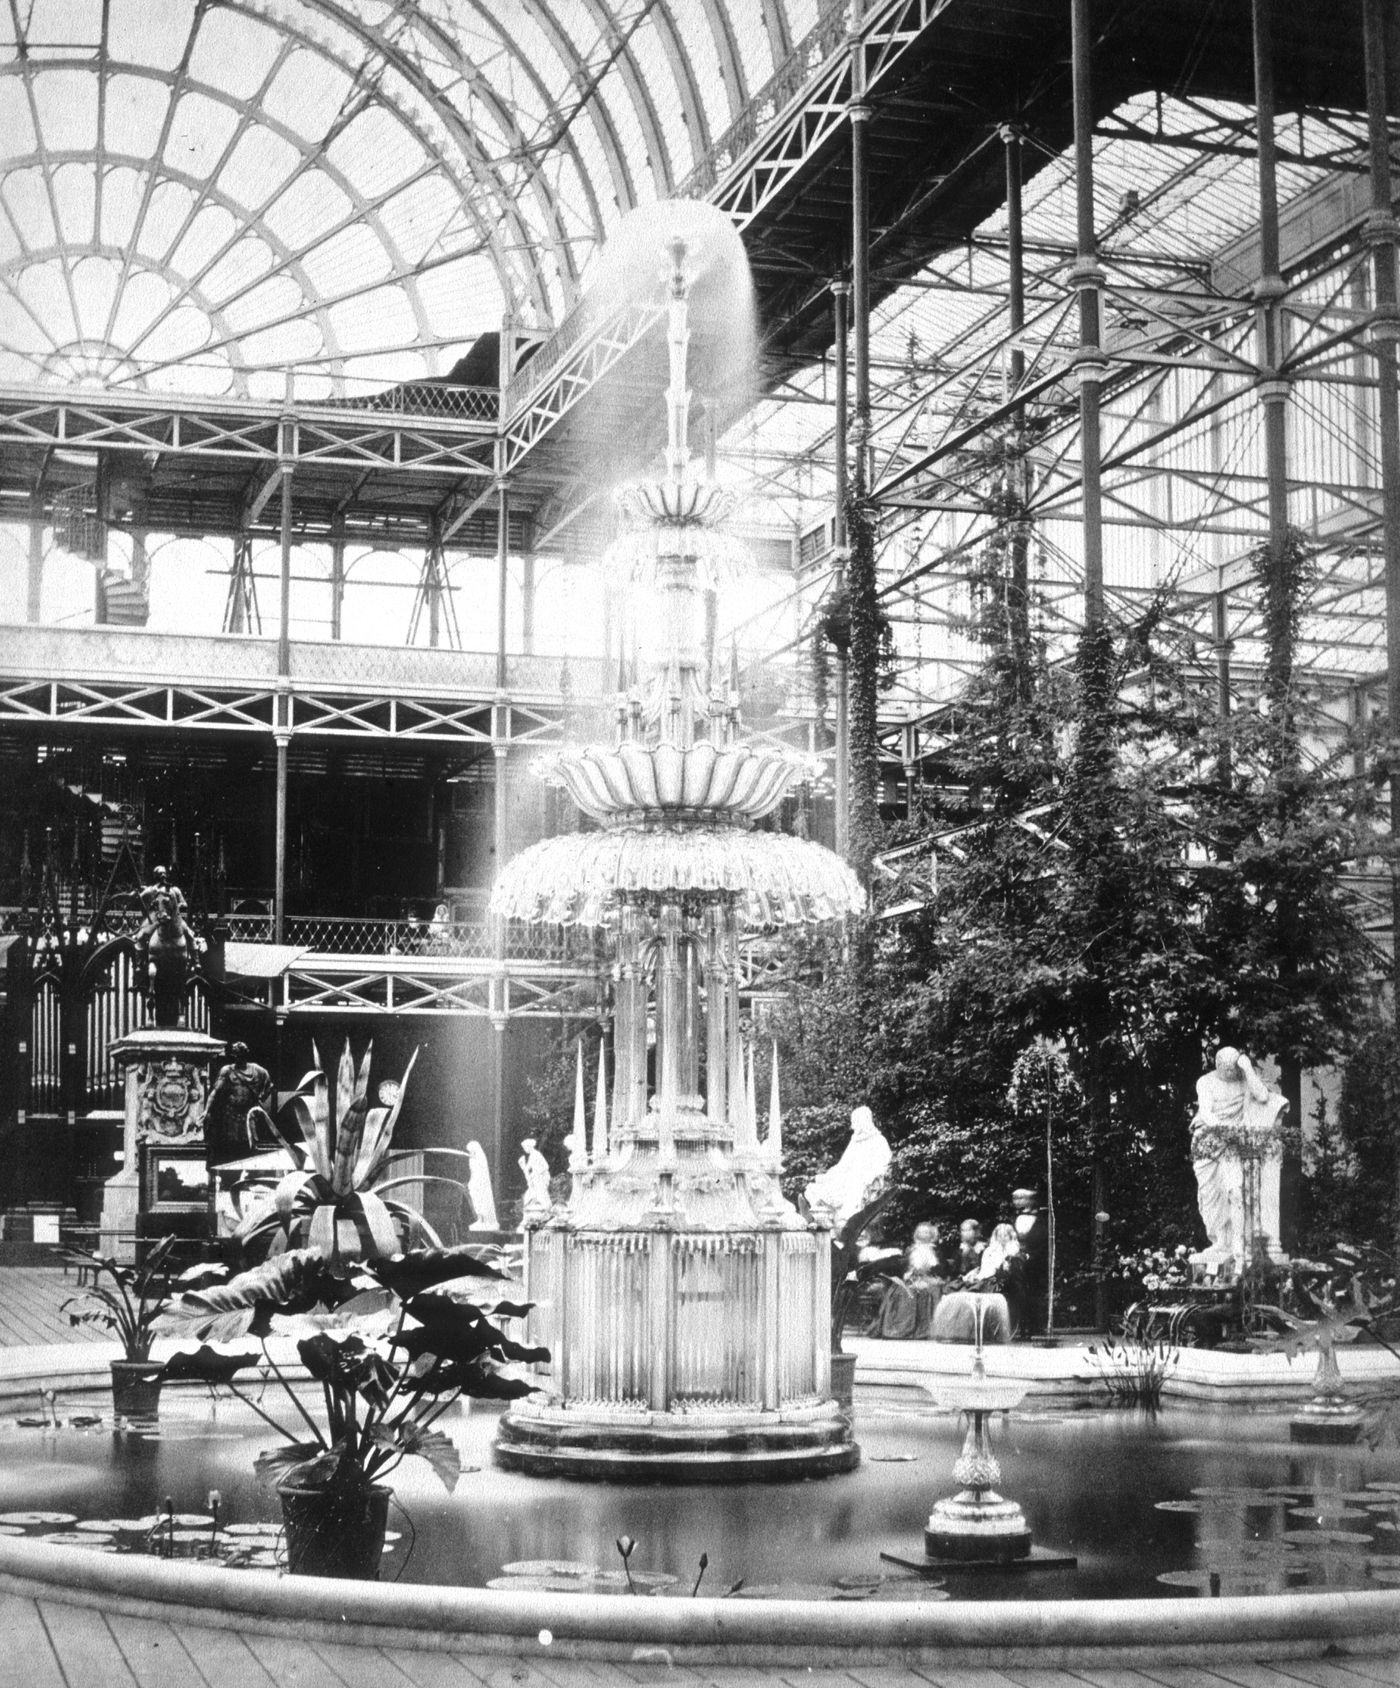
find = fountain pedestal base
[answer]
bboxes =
[495,1401,858,1483]
[924,1488,1032,1562]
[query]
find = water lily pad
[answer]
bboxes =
[1288,1506,1368,1523]
[627,1571,678,1589]
[489,1575,604,1593]
[1366,1554,1400,1567]
[870,1583,951,1602]
[1155,1568,1275,1593]
[0,1512,75,1526]
[223,1523,281,1538]
[870,1453,919,1463]
[0,1526,23,1536]
[38,1532,113,1546]
[501,1560,597,1578]
[1365,1482,1400,1492]
[1281,1528,1372,1545]
[75,1520,130,1533]
[1155,1500,1203,1513]
[732,1584,842,1600]
[1369,1566,1400,1583]
[835,1574,883,1589]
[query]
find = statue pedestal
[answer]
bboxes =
[98,1027,224,1263]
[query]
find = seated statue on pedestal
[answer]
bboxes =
[803,1105,892,1230]
[1189,1045,1289,1278]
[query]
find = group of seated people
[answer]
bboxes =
[859,1197,1046,1343]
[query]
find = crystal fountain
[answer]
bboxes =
[490,229,865,1481]
[884,1296,1075,1573]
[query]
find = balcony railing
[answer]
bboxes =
[224,912,593,965]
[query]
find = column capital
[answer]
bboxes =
[847,102,871,124]
[1252,273,1287,304]
[1071,350,1111,386]
[830,277,850,298]
[1255,376,1291,406]
[1364,209,1400,246]
[1070,259,1105,290]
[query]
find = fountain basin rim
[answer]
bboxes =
[925,1381,1030,1413]
[2,1534,1400,1665]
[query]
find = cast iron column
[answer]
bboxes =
[274,411,294,944]
[330,514,345,642]
[832,278,850,858]
[1214,586,1233,788]
[1004,122,1032,687]
[495,479,510,691]
[1071,0,1107,627]
[1363,0,1400,1244]
[26,492,42,622]
[1253,0,1291,563]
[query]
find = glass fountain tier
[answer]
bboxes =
[490,233,864,1481]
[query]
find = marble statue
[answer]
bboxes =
[519,1136,553,1218]
[203,1042,273,1167]
[1189,1045,1289,1276]
[803,1105,892,1229]
[465,1139,498,1230]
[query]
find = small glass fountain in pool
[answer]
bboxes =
[488,230,864,1481]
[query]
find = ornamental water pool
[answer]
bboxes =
[3,1387,1400,1602]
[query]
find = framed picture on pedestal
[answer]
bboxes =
[144,1146,210,1214]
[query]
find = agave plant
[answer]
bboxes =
[242,1040,464,1272]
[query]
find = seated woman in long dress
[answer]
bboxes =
[865,1222,946,1339]
[931,1221,1020,1345]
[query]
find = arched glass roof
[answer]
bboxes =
[0,0,808,400]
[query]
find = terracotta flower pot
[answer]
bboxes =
[277,1479,391,1580]
[110,1359,163,1419]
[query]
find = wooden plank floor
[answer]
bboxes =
[0,1600,1393,1688]
[0,1269,113,1348]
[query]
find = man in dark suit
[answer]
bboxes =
[1010,1187,1047,1337]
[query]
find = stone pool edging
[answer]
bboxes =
[849,1337,1400,1406]
[0,1535,1398,1667]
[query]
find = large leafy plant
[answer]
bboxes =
[63,1235,182,1361]
[243,1040,472,1271]
[157,1243,547,1500]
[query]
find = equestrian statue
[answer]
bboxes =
[133,866,196,1028]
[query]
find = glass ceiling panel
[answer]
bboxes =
[0,0,813,398]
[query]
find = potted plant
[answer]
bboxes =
[827,1192,894,1409]
[62,1235,182,1417]
[239,1040,476,1266]
[157,1242,548,1578]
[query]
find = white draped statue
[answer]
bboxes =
[1189,1046,1289,1277]
[519,1136,553,1219]
[803,1105,892,1230]
[465,1140,498,1231]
